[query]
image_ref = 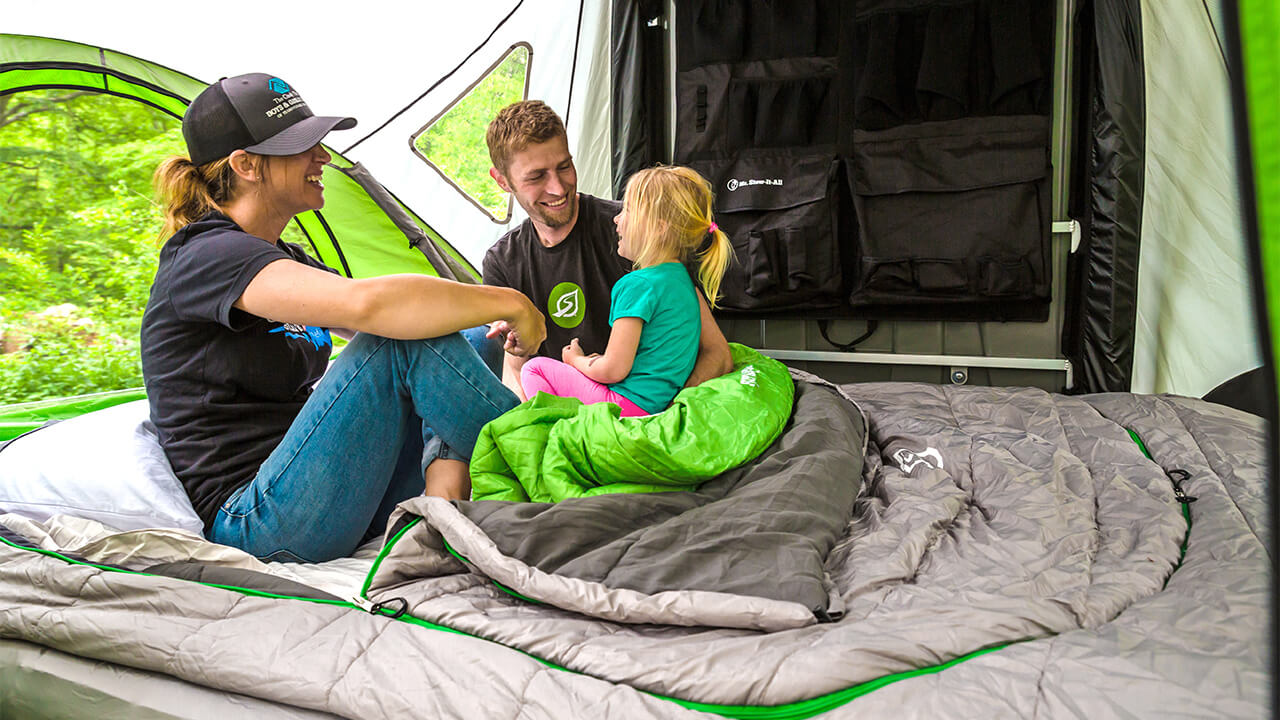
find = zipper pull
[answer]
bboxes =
[351,595,409,618]
[1167,469,1198,504]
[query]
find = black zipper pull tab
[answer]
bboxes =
[1167,469,1198,504]
[351,595,409,618]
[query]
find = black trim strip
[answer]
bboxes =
[0,60,192,105]
[350,168,481,279]
[293,217,325,265]
[0,85,184,119]
[339,163,479,282]
[341,1,526,155]
[565,0,586,124]
[312,210,354,278]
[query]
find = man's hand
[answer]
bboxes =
[685,290,733,387]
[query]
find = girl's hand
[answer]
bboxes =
[562,338,584,363]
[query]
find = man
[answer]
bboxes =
[481,100,733,396]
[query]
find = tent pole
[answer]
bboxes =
[1052,0,1078,222]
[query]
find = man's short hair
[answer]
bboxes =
[486,100,567,175]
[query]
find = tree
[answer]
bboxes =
[413,46,529,219]
[0,90,185,402]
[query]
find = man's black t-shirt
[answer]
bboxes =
[482,194,630,357]
[140,212,335,529]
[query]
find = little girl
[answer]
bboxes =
[519,165,732,416]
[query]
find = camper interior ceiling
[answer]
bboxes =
[0,1,1274,718]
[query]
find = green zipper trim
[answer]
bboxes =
[1125,428,1194,585]
[675,643,1010,719]
[358,515,421,598]
[0,534,351,609]
[441,539,544,605]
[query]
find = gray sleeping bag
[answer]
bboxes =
[0,377,1268,719]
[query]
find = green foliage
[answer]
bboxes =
[0,90,183,403]
[0,310,140,403]
[414,46,528,218]
[0,75,504,404]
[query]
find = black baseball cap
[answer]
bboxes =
[183,73,356,166]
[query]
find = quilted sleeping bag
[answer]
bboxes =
[469,343,795,502]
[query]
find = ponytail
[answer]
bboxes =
[152,155,237,242]
[696,224,732,309]
[622,164,735,307]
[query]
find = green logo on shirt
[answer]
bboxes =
[548,282,585,328]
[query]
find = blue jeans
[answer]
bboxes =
[461,324,504,376]
[209,329,516,563]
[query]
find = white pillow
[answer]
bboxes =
[0,400,204,535]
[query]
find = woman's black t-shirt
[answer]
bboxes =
[141,212,334,529]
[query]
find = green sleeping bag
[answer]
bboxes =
[469,343,795,502]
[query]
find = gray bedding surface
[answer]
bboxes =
[0,379,1269,719]
[0,638,344,720]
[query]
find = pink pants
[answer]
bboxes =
[520,356,649,417]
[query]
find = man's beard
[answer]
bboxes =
[534,192,578,229]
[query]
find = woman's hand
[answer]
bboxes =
[488,303,548,360]
[502,298,546,358]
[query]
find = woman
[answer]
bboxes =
[142,73,544,563]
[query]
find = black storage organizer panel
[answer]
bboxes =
[673,0,1056,320]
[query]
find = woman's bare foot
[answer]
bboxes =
[424,458,471,500]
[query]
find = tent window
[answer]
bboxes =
[0,89,185,402]
[411,44,531,224]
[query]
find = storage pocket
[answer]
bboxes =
[915,4,974,122]
[861,258,914,293]
[694,152,842,310]
[847,116,1050,312]
[859,257,971,297]
[914,258,969,293]
[987,0,1053,114]
[765,0,820,56]
[978,256,1036,296]
[728,76,836,149]
[685,0,748,67]
[678,0,838,69]
[852,0,1054,130]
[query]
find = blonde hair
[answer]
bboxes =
[621,165,733,308]
[485,100,567,175]
[152,153,266,241]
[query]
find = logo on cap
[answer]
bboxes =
[268,78,291,94]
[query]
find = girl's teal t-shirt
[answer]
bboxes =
[607,262,700,413]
